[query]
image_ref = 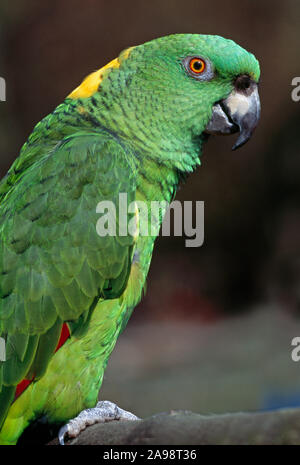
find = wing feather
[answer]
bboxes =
[0,131,137,428]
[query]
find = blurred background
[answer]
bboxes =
[0,0,300,417]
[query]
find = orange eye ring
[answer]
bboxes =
[189,58,206,74]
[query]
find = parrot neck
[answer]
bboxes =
[48,97,204,205]
[131,135,204,205]
[66,94,204,177]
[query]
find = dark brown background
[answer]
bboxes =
[1,0,300,416]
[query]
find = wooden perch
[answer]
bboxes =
[48,407,300,445]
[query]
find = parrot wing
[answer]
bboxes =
[0,131,137,427]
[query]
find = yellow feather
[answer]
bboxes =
[68,47,135,99]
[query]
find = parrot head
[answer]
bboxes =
[69,33,260,160]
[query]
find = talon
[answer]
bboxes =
[58,424,69,445]
[57,401,140,445]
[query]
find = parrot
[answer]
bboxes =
[0,33,260,445]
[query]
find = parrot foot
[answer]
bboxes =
[58,400,140,445]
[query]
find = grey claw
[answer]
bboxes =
[57,400,140,445]
[58,424,69,445]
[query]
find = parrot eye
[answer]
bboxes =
[189,58,206,74]
[183,56,214,81]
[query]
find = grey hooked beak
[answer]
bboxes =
[205,75,260,150]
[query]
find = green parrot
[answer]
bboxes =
[0,34,260,445]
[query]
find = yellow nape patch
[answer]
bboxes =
[68,47,135,99]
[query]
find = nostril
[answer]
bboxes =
[234,74,252,92]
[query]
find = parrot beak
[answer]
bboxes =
[205,76,260,150]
